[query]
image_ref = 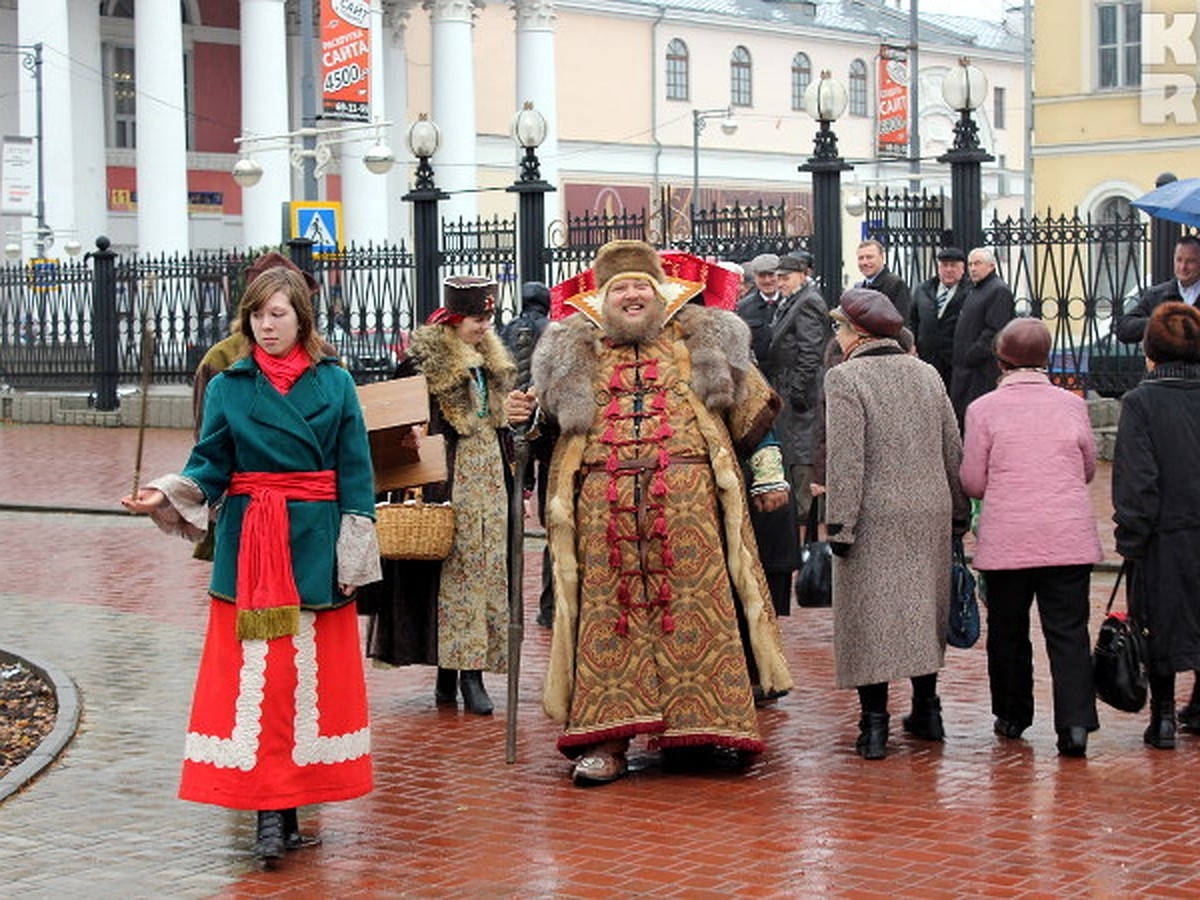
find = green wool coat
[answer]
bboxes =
[184,355,376,610]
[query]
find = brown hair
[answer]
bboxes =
[236,266,324,363]
[1144,301,1200,365]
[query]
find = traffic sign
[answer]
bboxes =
[290,201,343,255]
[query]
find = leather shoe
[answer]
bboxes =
[902,695,945,742]
[1178,703,1200,733]
[572,750,628,786]
[993,717,1027,740]
[254,810,285,860]
[1056,727,1088,758]
[435,667,458,705]
[855,711,889,760]
[459,670,494,715]
[282,808,322,851]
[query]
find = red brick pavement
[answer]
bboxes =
[2,422,1198,897]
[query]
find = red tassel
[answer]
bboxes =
[652,515,668,538]
[651,472,668,496]
[615,612,629,636]
[657,448,670,469]
[618,580,630,603]
[643,359,658,381]
[609,545,622,568]
[607,479,619,503]
[656,421,674,440]
[605,454,619,474]
[601,425,616,444]
[658,581,672,602]
[607,518,619,542]
[652,391,667,411]
[609,370,624,391]
[662,544,675,567]
[661,612,675,634]
[605,397,620,418]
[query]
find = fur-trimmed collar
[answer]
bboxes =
[410,325,516,435]
[532,304,752,435]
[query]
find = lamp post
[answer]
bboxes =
[691,107,737,240]
[403,114,448,326]
[506,102,555,291]
[798,71,853,306]
[937,57,994,254]
[0,42,50,258]
[231,119,395,188]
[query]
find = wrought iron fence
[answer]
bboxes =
[863,188,949,287]
[441,216,519,324]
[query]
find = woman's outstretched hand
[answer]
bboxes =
[121,487,166,515]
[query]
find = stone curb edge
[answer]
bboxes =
[0,646,81,803]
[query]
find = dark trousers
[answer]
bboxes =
[985,565,1099,732]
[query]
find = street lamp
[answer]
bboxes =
[403,114,449,325]
[232,119,395,187]
[0,42,51,257]
[937,57,994,253]
[691,107,737,236]
[507,102,556,289]
[799,71,853,306]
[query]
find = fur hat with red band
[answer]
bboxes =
[428,275,498,325]
[1144,301,1200,364]
[552,241,705,325]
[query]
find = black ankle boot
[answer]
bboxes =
[855,711,889,760]
[902,695,945,742]
[255,810,285,860]
[435,667,458,705]
[1145,700,1177,750]
[459,670,494,715]
[1057,727,1088,757]
[282,808,322,851]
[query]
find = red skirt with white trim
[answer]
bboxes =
[179,599,373,810]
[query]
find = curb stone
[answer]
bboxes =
[0,646,81,802]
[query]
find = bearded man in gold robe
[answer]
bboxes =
[519,240,793,785]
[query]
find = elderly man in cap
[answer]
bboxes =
[950,247,1015,431]
[909,247,970,391]
[824,287,967,760]
[521,240,793,785]
[738,252,783,363]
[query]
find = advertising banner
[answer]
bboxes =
[877,45,909,158]
[321,0,371,122]
[2,136,35,216]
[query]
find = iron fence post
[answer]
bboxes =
[89,236,119,410]
[1150,172,1179,284]
[937,109,993,255]
[799,121,853,307]
[404,184,448,325]
[506,145,555,289]
[288,236,315,275]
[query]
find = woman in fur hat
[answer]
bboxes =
[361,276,517,716]
[1113,301,1200,750]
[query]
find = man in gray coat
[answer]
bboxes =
[761,252,828,520]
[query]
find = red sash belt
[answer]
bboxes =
[227,470,338,641]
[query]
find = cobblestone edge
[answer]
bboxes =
[0,646,81,803]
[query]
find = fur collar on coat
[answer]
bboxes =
[410,324,516,436]
[531,303,753,435]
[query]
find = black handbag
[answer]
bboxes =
[1093,563,1148,713]
[795,501,832,608]
[946,535,980,649]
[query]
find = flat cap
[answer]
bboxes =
[832,287,904,338]
[936,246,967,263]
[747,253,780,275]
[775,255,809,274]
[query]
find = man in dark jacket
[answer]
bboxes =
[1114,235,1200,343]
[499,282,554,626]
[737,253,782,363]
[855,239,911,321]
[950,247,1015,431]
[909,247,969,391]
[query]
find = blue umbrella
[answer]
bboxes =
[1132,177,1200,227]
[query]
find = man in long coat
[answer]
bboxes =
[909,247,969,392]
[528,240,793,786]
[950,247,1015,431]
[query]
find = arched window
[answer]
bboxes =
[666,39,689,101]
[848,58,868,116]
[730,46,752,107]
[791,53,812,111]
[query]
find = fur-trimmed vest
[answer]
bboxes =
[409,325,516,435]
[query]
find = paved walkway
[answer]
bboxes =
[1,421,1196,897]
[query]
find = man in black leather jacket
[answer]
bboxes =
[1115,235,1200,343]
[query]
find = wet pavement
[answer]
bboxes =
[1,421,1198,897]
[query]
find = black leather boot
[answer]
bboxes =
[459,670,494,715]
[1057,727,1088,757]
[1145,699,1177,749]
[902,695,945,742]
[855,712,889,760]
[282,808,322,850]
[254,810,285,860]
[435,667,458,705]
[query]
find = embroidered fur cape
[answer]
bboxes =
[532,303,793,722]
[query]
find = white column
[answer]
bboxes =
[135,2,189,254]
[68,0,108,251]
[239,0,291,248]
[513,0,559,199]
[429,0,482,223]
[384,1,412,246]
[17,0,76,259]
[342,0,389,246]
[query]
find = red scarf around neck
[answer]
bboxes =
[254,343,311,394]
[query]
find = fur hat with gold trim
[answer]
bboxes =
[556,240,704,327]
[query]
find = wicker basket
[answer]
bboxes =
[376,489,455,561]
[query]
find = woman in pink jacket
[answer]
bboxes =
[959,318,1103,757]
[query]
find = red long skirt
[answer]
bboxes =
[179,600,373,810]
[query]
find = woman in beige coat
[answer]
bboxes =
[824,288,968,760]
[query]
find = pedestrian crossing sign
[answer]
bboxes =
[290,201,342,255]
